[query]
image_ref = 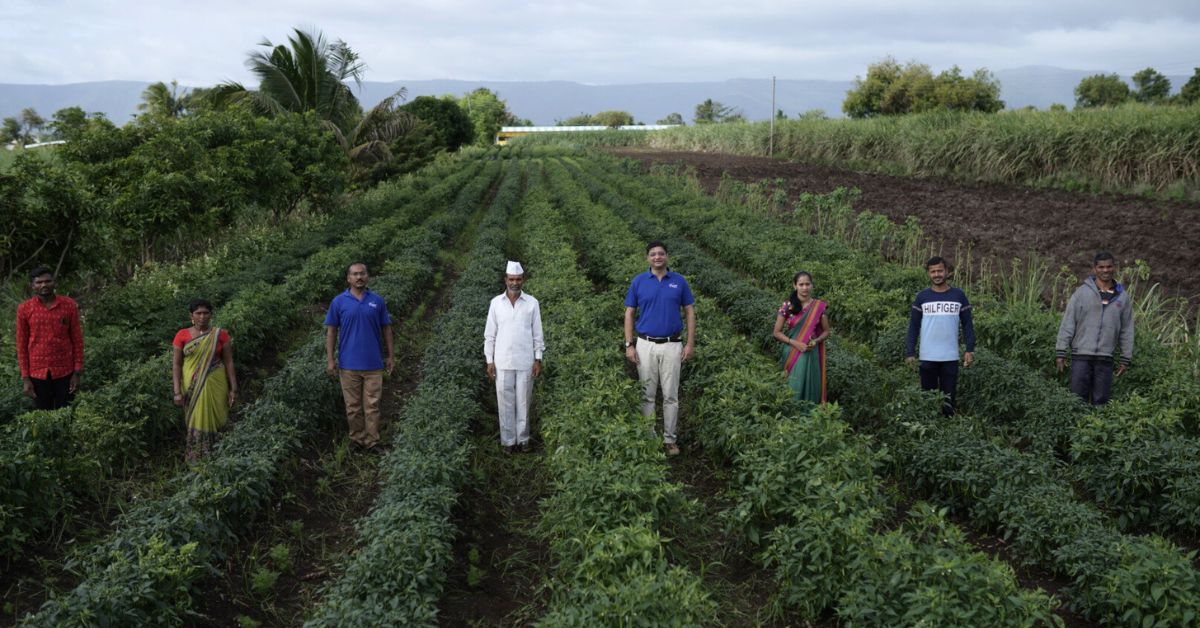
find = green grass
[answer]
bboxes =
[0,144,58,172]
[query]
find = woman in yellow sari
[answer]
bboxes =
[172,299,237,461]
[772,272,831,404]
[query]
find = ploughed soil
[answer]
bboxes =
[610,149,1200,305]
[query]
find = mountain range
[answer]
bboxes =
[1,67,1192,126]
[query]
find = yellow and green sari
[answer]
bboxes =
[780,300,827,404]
[182,328,229,461]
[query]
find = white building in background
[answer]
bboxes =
[495,125,678,145]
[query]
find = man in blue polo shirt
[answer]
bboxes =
[325,262,395,451]
[624,240,696,456]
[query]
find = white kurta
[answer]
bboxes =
[484,292,545,446]
[484,292,545,369]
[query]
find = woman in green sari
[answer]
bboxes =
[172,299,237,461]
[773,272,830,403]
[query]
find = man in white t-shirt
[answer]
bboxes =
[484,261,545,453]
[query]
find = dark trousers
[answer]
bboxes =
[919,360,959,417]
[1069,356,1114,405]
[32,375,73,410]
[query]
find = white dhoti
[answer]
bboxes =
[495,368,533,446]
[636,340,683,444]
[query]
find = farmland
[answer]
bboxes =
[3,144,1200,626]
[612,149,1200,308]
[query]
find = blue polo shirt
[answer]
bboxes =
[624,269,695,337]
[324,288,392,371]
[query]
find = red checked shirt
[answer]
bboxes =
[16,295,84,380]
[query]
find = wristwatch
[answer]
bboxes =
[623,340,634,349]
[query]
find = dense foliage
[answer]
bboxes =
[399,95,475,151]
[458,88,529,146]
[843,57,1004,117]
[1,108,347,279]
[556,110,636,127]
[1075,73,1132,108]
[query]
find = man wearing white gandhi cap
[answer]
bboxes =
[484,261,545,453]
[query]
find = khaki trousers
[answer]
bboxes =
[636,340,683,444]
[339,369,383,448]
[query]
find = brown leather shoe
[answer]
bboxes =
[665,443,680,456]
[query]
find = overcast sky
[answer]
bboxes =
[2,0,1197,86]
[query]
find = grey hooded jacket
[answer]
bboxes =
[1055,276,1134,365]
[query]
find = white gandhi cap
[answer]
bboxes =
[506,260,524,276]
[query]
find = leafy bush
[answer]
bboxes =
[840,504,1058,627]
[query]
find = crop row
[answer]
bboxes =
[18,156,497,625]
[567,153,1200,625]
[588,153,1200,537]
[614,156,1200,535]
[304,157,522,626]
[522,160,716,624]
[0,159,494,563]
[550,156,1059,623]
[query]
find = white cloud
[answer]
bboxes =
[1,0,1196,84]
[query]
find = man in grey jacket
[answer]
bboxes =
[1055,251,1134,405]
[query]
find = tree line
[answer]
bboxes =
[1073,68,1200,108]
[554,99,747,128]
[0,27,528,283]
[842,57,1200,118]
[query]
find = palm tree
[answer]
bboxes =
[218,27,365,132]
[332,89,434,181]
[137,80,189,118]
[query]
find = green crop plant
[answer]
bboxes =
[543,151,1056,623]
[519,162,716,624]
[304,158,521,627]
[19,156,495,625]
[550,148,1200,625]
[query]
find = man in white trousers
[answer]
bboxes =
[485,261,545,453]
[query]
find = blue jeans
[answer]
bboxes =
[1070,356,1114,405]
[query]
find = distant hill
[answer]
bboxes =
[0,80,150,124]
[2,68,1192,126]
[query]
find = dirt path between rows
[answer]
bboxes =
[610,149,1200,306]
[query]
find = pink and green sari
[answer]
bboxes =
[779,300,827,404]
[182,328,229,461]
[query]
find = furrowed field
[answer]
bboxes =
[3,141,1199,626]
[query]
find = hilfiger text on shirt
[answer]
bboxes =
[922,301,962,315]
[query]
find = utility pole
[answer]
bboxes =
[769,76,776,157]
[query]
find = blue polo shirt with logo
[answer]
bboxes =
[324,288,392,371]
[624,269,695,337]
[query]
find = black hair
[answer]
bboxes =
[646,240,668,254]
[1093,251,1115,265]
[925,256,949,270]
[29,266,53,282]
[188,298,214,313]
[785,271,814,315]
[346,261,368,276]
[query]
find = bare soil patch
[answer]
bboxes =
[611,149,1200,305]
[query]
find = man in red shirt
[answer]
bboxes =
[16,267,83,410]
